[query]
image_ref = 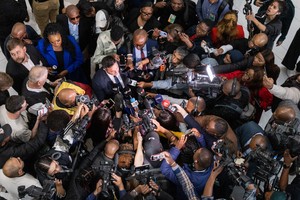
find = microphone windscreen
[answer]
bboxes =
[161,99,170,109]
[114,93,123,112]
[154,94,163,104]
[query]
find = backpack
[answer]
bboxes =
[215,87,256,121]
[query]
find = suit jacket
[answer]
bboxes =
[36,36,85,83]
[131,38,158,65]
[56,14,93,51]
[92,68,128,102]
[6,44,46,94]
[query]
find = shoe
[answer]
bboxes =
[286,69,296,77]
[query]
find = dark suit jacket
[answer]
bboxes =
[92,68,128,102]
[56,14,93,51]
[131,38,158,65]
[6,44,47,94]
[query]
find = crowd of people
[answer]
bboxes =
[0,0,300,199]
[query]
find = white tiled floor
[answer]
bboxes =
[0,0,299,128]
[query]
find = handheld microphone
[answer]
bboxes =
[162,99,177,113]
[114,93,124,112]
[154,94,164,110]
[130,97,139,117]
[144,98,155,118]
[123,86,132,99]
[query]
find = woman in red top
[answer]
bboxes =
[210,10,244,48]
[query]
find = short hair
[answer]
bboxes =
[273,0,285,14]
[197,148,213,169]
[6,38,24,52]
[174,46,189,61]
[28,66,48,83]
[101,55,117,69]
[0,72,13,91]
[164,24,183,43]
[214,118,229,137]
[183,53,201,69]
[47,110,70,131]
[140,1,153,8]
[5,95,25,113]
[201,19,213,30]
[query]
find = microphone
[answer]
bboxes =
[154,94,164,110]
[162,99,177,113]
[114,93,124,112]
[123,86,132,99]
[144,98,155,118]
[130,97,139,117]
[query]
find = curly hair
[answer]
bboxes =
[43,23,76,59]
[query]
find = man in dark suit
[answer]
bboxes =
[6,38,47,94]
[3,22,41,60]
[92,55,128,102]
[56,4,93,52]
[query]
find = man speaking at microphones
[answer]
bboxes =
[92,55,129,102]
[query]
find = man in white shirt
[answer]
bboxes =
[0,157,42,200]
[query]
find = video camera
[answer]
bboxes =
[266,118,300,157]
[75,95,99,110]
[126,164,162,185]
[91,161,116,197]
[18,180,55,200]
[212,140,253,189]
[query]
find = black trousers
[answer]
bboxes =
[282,28,300,71]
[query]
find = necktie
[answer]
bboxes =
[141,49,147,71]
[114,76,122,89]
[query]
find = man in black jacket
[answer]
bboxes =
[0,121,48,168]
[6,38,47,94]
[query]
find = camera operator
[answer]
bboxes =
[160,132,213,199]
[246,0,285,49]
[53,80,92,115]
[35,103,95,199]
[137,46,190,98]
[173,103,239,152]
[65,138,120,199]
[0,157,42,199]
[254,0,294,47]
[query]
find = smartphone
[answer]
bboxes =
[159,31,168,38]
[38,106,48,116]
[105,98,115,109]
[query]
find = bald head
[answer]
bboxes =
[105,139,120,159]
[222,78,241,97]
[249,135,268,150]
[11,22,27,39]
[251,33,268,48]
[57,88,77,107]
[133,29,148,50]
[3,157,24,178]
[194,148,213,170]
[66,5,80,25]
[274,105,296,123]
[189,97,206,113]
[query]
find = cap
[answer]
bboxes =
[143,131,162,157]
[0,124,12,143]
[110,25,124,41]
[229,50,244,63]
[95,10,107,28]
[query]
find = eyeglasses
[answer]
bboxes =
[70,15,80,21]
[141,11,153,17]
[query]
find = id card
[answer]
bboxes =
[168,14,176,24]
[209,13,215,22]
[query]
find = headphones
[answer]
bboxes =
[192,96,200,116]
[229,78,238,97]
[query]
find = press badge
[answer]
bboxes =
[209,13,215,22]
[168,14,176,24]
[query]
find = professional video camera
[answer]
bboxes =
[79,161,117,199]
[188,66,224,99]
[212,140,253,189]
[265,118,300,157]
[126,164,162,185]
[18,180,55,200]
[75,95,99,110]
[246,147,282,186]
